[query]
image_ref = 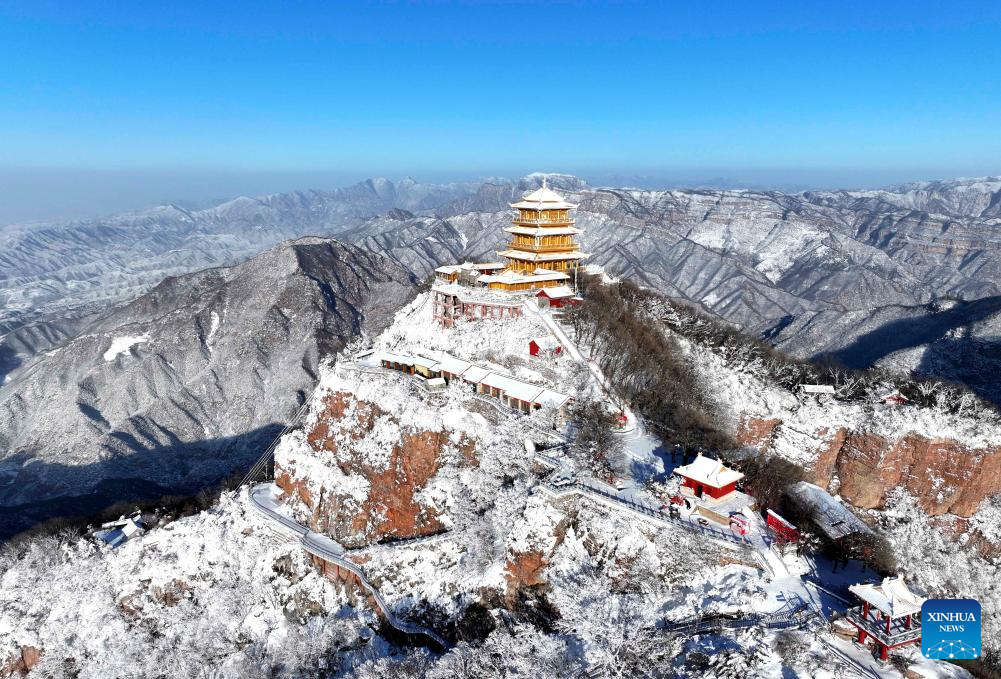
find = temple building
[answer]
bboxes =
[481,179,589,291]
[673,453,744,501]
[432,178,587,325]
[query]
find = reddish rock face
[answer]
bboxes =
[505,551,548,591]
[738,416,1001,517]
[1,646,43,677]
[810,427,847,488]
[278,391,473,547]
[735,416,781,450]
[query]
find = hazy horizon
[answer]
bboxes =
[4,164,1000,227]
[2,1,1001,225]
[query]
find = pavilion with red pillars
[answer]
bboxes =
[846,577,924,661]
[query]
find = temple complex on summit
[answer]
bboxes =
[432,179,588,325]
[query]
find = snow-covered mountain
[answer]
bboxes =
[3,288,985,678]
[826,176,1001,219]
[338,174,1001,403]
[4,173,1000,404]
[0,238,416,539]
[4,172,1001,534]
[0,177,474,327]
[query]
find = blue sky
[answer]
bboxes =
[1,1,1000,221]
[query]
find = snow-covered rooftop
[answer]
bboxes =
[477,269,570,285]
[849,577,925,618]
[412,356,442,370]
[800,384,836,395]
[376,351,440,371]
[431,282,527,305]
[504,226,582,236]
[498,249,588,262]
[462,365,491,383]
[481,372,540,398]
[537,389,572,409]
[785,482,872,541]
[462,358,571,406]
[436,262,505,275]
[438,354,473,376]
[537,286,575,299]
[530,336,561,350]
[673,453,744,488]
[510,185,577,210]
[378,351,414,365]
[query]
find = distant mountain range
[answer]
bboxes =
[338,174,1001,401]
[0,177,472,327]
[4,173,1000,389]
[2,171,1000,536]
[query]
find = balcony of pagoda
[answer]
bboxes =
[506,242,581,253]
[845,606,921,649]
[511,216,575,226]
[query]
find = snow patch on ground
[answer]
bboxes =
[207,310,221,348]
[102,334,149,361]
[682,333,1001,454]
[505,496,563,555]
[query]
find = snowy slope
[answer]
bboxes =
[0,238,416,538]
[0,493,377,678]
[1,291,975,678]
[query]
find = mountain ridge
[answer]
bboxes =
[0,237,417,538]
[3,172,1001,403]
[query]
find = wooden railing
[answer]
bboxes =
[507,241,580,253]
[845,607,921,645]
[511,217,574,226]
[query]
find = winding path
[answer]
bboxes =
[534,452,754,550]
[524,303,788,573]
[238,298,805,657]
[248,483,450,650]
[662,597,816,635]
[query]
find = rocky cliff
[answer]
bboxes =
[738,416,1001,517]
[266,295,752,662]
[276,390,474,547]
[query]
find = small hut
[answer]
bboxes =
[673,453,744,501]
[529,336,562,357]
[535,286,579,309]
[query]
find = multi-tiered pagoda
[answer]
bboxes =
[431,178,587,325]
[480,179,589,292]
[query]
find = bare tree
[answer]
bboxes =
[568,397,622,479]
